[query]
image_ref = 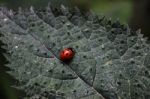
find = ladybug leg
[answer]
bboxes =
[60,61,64,64]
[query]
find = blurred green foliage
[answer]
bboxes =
[92,0,132,23]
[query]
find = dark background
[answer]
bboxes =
[0,0,150,99]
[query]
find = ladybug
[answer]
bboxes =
[60,48,75,62]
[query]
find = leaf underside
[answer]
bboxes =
[0,5,150,99]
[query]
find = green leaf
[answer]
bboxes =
[0,5,150,99]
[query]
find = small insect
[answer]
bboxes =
[60,48,75,63]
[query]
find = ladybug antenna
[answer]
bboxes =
[68,48,75,53]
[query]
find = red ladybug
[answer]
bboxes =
[60,48,75,62]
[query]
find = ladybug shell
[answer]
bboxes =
[60,48,75,62]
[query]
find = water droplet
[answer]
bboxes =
[14,36,17,39]
[4,18,8,22]
[101,44,105,49]
[15,46,18,49]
